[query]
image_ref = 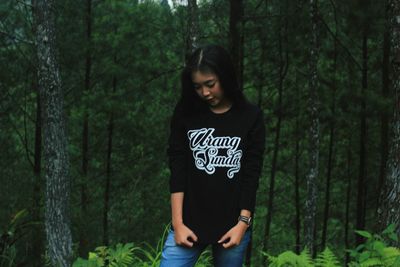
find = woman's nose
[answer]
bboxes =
[201,87,210,97]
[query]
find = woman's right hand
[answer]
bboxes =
[173,223,198,247]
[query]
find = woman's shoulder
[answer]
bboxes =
[173,99,185,114]
[234,100,264,132]
[173,98,207,119]
[237,99,262,116]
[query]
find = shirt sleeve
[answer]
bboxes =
[239,108,266,213]
[166,103,188,193]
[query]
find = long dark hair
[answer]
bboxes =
[178,44,247,116]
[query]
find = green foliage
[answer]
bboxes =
[262,227,399,267]
[262,247,339,267]
[73,243,136,267]
[347,224,400,267]
[125,221,170,266]
[72,224,213,266]
[315,248,341,267]
[262,250,305,267]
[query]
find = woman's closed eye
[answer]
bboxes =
[205,82,216,88]
[194,81,216,90]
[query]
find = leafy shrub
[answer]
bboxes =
[262,225,399,267]
[72,224,212,267]
[73,243,136,267]
[347,224,400,267]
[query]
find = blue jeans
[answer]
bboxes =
[159,228,251,267]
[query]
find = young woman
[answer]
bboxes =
[160,44,266,267]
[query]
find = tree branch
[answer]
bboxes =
[318,14,362,71]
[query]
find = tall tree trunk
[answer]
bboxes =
[32,82,44,267]
[344,60,355,266]
[33,0,73,265]
[31,7,45,262]
[356,24,368,246]
[247,19,267,267]
[229,0,244,91]
[344,135,352,266]
[79,0,92,257]
[103,66,117,246]
[185,0,199,60]
[376,0,390,220]
[378,0,400,244]
[262,4,288,262]
[30,8,44,264]
[256,36,266,108]
[294,74,301,254]
[304,0,319,256]
[321,4,338,249]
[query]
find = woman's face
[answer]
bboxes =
[191,70,227,108]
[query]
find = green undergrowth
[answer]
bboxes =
[72,224,399,267]
[262,224,399,267]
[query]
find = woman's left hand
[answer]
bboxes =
[217,222,248,248]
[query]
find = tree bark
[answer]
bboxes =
[343,56,355,266]
[185,0,199,60]
[229,0,244,91]
[32,82,44,267]
[344,134,352,266]
[79,0,92,257]
[378,0,400,244]
[294,76,301,254]
[103,67,116,246]
[356,23,368,246]
[262,4,288,260]
[30,7,44,264]
[321,4,338,249]
[377,2,390,213]
[33,0,73,265]
[304,0,319,256]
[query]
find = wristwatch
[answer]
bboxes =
[238,215,252,227]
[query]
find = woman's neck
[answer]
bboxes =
[209,98,233,114]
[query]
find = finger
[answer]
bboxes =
[189,232,198,242]
[222,240,234,248]
[218,234,230,244]
[182,238,194,247]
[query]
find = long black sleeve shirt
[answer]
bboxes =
[167,100,266,244]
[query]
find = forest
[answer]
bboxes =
[0,0,399,266]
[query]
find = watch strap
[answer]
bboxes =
[238,215,252,226]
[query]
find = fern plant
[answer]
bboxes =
[315,247,341,267]
[262,246,340,267]
[71,223,213,267]
[262,247,319,267]
[72,243,137,267]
